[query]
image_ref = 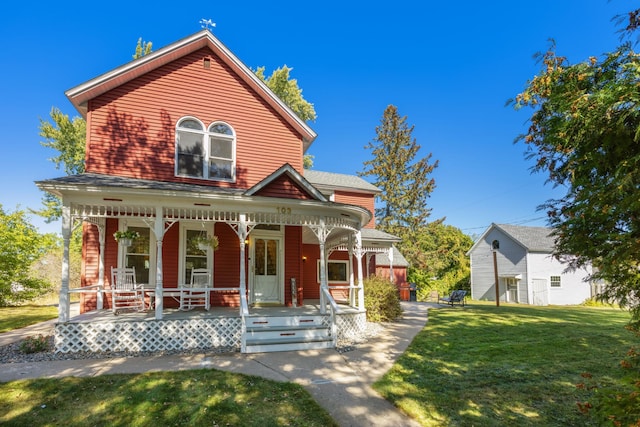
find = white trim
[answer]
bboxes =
[317,259,350,284]
[178,222,215,286]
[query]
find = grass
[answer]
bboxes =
[0,369,337,427]
[373,302,634,426]
[0,305,58,333]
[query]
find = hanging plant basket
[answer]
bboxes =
[119,238,133,247]
[193,234,219,251]
[113,230,140,247]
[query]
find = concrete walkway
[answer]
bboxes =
[1,301,436,427]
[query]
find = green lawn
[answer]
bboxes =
[374,302,634,426]
[0,305,58,333]
[0,369,337,427]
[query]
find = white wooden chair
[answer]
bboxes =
[110,267,145,314]
[180,268,211,310]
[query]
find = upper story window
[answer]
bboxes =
[175,118,236,181]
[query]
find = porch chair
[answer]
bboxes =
[110,267,145,314]
[180,268,211,310]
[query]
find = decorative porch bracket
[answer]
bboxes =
[228,214,256,295]
[308,220,335,314]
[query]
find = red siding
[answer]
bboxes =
[254,174,315,200]
[85,48,304,188]
[334,191,375,228]
[212,222,241,306]
[376,266,408,288]
[284,226,303,306]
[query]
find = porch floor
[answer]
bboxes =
[68,300,361,324]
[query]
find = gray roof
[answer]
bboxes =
[494,223,556,252]
[36,173,245,196]
[304,170,380,193]
[360,228,402,243]
[375,247,409,267]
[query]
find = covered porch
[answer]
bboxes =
[39,172,400,353]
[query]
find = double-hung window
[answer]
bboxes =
[176,118,235,181]
[550,275,561,288]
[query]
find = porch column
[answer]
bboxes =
[237,214,249,292]
[348,234,355,306]
[58,202,71,322]
[309,219,330,314]
[153,207,165,320]
[354,231,365,310]
[96,219,106,310]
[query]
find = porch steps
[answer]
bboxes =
[243,315,333,353]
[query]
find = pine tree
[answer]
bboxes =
[360,105,438,241]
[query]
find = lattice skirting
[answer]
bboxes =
[336,312,367,342]
[54,312,367,353]
[54,318,243,353]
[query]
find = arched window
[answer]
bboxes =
[175,118,236,181]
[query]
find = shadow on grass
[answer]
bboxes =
[0,369,337,427]
[374,304,633,426]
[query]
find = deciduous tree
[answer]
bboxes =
[0,206,57,306]
[512,40,640,321]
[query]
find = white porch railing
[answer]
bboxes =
[320,286,339,347]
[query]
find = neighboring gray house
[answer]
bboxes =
[467,223,592,305]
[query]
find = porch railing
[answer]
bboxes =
[239,286,249,353]
[320,286,338,347]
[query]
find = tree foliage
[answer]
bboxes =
[512,40,640,321]
[0,206,57,306]
[36,107,86,222]
[407,221,473,298]
[255,65,316,122]
[133,37,153,59]
[360,105,438,257]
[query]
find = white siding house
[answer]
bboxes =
[467,223,592,305]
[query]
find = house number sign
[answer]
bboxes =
[277,207,292,215]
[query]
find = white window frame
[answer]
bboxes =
[317,260,350,284]
[178,223,215,285]
[550,275,562,288]
[175,117,236,182]
[116,220,156,287]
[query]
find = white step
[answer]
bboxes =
[242,315,334,353]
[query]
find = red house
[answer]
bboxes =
[37,30,403,353]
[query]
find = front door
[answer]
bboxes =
[250,236,282,304]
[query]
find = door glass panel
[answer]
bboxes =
[267,240,277,275]
[255,239,265,275]
[125,226,150,284]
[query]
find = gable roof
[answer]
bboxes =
[65,30,317,150]
[375,247,410,267]
[244,163,327,201]
[304,170,380,194]
[495,223,555,252]
[468,223,556,255]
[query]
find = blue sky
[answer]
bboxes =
[0,1,627,236]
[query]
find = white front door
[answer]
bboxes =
[250,236,282,304]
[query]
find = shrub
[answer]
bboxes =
[19,334,51,354]
[364,275,402,322]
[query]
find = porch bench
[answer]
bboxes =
[438,290,467,307]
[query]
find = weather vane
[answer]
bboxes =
[200,19,216,30]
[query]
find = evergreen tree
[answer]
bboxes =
[360,105,438,239]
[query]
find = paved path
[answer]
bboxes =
[1,301,437,427]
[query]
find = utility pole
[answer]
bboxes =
[492,240,500,307]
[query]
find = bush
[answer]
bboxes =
[364,275,402,322]
[19,335,51,354]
